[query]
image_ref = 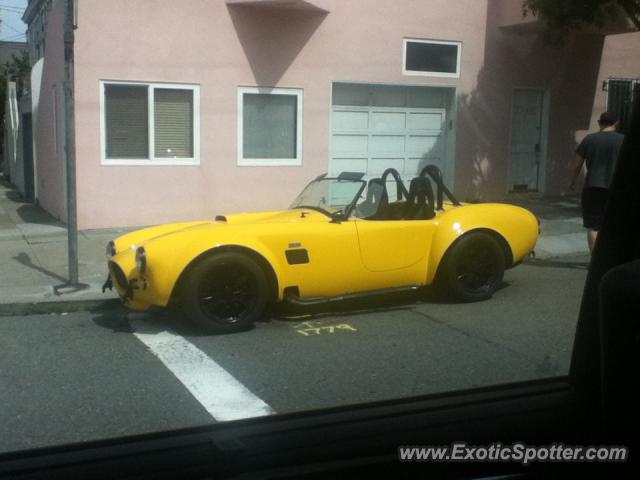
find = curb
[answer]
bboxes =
[0,299,123,317]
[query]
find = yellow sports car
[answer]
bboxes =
[103,166,539,334]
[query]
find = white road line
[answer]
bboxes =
[132,323,274,421]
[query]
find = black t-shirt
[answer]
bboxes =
[576,131,624,189]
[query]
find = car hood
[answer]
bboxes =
[112,209,328,250]
[215,209,329,225]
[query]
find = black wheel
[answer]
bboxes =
[181,252,269,334]
[439,232,505,302]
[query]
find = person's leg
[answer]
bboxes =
[581,187,595,252]
[582,187,608,254]
[587,229,598,253]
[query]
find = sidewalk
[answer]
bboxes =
[0,178,588,309]
[503,192,589,259]
[0,178,125,307]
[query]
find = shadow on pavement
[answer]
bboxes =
[91,282,513,335]
[92,308,236,337]
[1,178,61,226]
[501,194,582,221]
[12,252,67,283]
[272,283,511,321]
[14,204,60,225]
[92,310,134,334]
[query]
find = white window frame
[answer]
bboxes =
[100,80,201,166]
[237,86,303,166]
[402,38,462,79]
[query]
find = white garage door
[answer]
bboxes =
[331,84,449,188]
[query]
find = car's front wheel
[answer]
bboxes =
[181,252,269,334]
[439,232,505,302]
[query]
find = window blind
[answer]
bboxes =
[104,85,149,159]
[154,89,194,158]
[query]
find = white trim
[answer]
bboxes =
[99,80,201,166]
[402,38,462,79]
[330,79,458,89]
[237,86,303,166]
[147,84,155,163]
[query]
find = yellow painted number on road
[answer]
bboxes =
[293,321,357,336]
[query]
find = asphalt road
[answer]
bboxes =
[0,255,589,454]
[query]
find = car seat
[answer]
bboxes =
[360,178,389,220]
[405,177,435,220]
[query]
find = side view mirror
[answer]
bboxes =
[330,211,347,224]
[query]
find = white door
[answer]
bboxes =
[331,84,449,193]
[509,89,545,192]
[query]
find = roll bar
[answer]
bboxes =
[380,168,409,201]
[419,165,460,210]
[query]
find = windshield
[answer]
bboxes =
[290,178,365,216]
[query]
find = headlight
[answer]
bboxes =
[106,241,116,258]
[135,246,147,274]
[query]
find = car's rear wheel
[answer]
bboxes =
[181,252,269,334]
[439,232,505,302]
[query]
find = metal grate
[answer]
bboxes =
[606,78,640,134]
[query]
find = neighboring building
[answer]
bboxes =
[21,0,638,229]
[0,41,27,65]
[593,32,640,135]
[1,40,30,199]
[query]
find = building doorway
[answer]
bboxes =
[509,88,547,192]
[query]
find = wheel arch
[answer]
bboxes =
[471,228,514,268]
[430,228,514,284]
[169,245,280,308]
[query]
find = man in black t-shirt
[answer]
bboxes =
[570,112,624,253]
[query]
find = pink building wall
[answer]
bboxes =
[33,0,66,221]
[73,0,489,229]
[445,0,606,199]
[30,0,636,229]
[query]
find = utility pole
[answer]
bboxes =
[56,0,86,294]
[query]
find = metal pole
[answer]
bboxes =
[63,0,79,286]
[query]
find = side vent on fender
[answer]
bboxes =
[285,249,309,265]
[215,215,227,222]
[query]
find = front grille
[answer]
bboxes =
[109,261,129,291]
